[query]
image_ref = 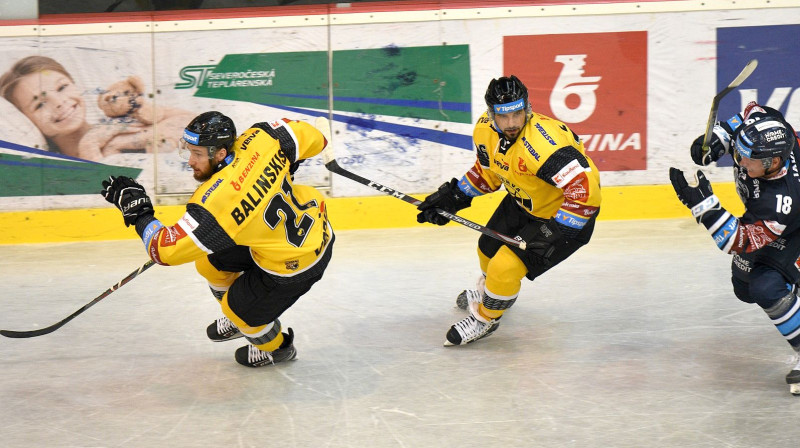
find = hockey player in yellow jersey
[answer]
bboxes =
[101,111,334,367]
[417,75,601,346]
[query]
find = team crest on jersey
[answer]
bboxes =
[285,260,299,271]
[500,178,533,211]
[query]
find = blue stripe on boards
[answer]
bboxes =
[261,105,472,150]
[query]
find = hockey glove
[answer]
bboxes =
[101,175,155,227]
[416,178,473,226]
[690,118,739,166]
[669,168,720,223]
[518,218,562,267]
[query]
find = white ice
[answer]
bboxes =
[2,219,800,447]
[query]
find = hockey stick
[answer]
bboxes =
[0,260,156,338]
[701,59,758,160]
[315,117,526,250]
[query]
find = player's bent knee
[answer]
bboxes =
[747,273,791,308]
[731,276,756,304]
[195,256,239,287]
[485,246,527,295]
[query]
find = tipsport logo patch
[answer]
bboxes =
[504,31,648,171]
[715,24,800,167]
[493,98,525,114]
[182,129,200,145]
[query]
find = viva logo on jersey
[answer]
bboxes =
[715,24,800,167]
[504,31,647,171]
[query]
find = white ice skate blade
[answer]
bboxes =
[790,383,800,396]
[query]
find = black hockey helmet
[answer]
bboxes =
[732,112,796,164]
[180,111,237,158]
[484,75,530,116]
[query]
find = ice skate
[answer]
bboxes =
[206,316,243,342]
[235,328,297,367]
[456,289,482,310]
[444,299,500,346]
[788,353,800,396]
[456,275,486,310]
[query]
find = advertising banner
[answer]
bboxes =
[0,4,798,212]
[714,24,800,167]
[504,31,647,171]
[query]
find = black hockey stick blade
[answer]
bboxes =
[0,260,156,338]
[702,59,758,150]
[315,117,527,250]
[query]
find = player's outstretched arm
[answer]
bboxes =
[670,167,740,252]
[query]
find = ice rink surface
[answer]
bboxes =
[2,219,800,447]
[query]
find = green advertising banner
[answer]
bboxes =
[332,46,472,123]
[0,144,142,197]
[193,45,472,124]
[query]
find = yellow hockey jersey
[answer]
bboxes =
[140,118,333,278]
[460,111,601,231]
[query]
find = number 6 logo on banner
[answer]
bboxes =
[549,54,602,124]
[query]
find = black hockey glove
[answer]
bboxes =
[518,218,562,267]
[690,119,738,166]
[416,178,473,226]
[669,168,720,223]
[100,176,154,227]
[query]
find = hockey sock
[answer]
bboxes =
[243,319,284,352]
[764,292,800,350]
[480,289,516,320]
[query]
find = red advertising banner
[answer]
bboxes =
[504,31,647,171]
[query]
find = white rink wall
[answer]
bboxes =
[0,0,798,212]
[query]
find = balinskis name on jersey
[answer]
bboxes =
[143,118,332,278]
[230,148,289,224]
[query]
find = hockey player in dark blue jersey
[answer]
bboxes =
[670,102,800,395]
